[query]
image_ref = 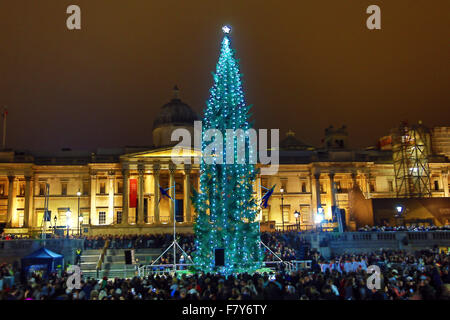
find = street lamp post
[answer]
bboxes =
[77,190,81,236]
[66,209,72,238]
[315,207,324,232]
[280,188,285,232]
[395,204,405,227]
[294,210,300,231]
[54,215,57,236]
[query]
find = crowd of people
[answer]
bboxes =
[80,232,308,263]
[2,227,450,300]
[1,248,449,300]
[358,225,450,232]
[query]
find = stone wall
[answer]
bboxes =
[0,239,84,265]
[304,231,450,259]
[86,224,194,236]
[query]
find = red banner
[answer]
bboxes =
[129,179,137,208]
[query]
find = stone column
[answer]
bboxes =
[314,172,322,211]
[183,164,192,223]
[122,168,129,225]
[90,172,97,225]
[308,174,315,224]
[169,162,176,223]
[365,173,372,198]
[137,163,145,224]
[351,172,357,189]
[329,172,336,208]
[24,175,32,228]
[442,170,449,197]
[32,179,39,227]
[6,175,15,227]
[108,171,115,225]
[153,163,160,224]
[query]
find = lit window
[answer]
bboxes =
[99,211,106,225]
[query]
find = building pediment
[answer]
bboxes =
[120,146,201,163]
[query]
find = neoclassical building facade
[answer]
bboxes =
[0,92,449,235]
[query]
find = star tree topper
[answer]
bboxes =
[222,25,231,34]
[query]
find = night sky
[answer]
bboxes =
[0,1,449,152]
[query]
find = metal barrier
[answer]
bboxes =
[137,260,298,277]
[263,260,295,272]
[96,240,109,278]
[291,260,313,270]
[138,264,193,277]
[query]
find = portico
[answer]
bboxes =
[118,147,201,227]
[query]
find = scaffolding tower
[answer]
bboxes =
[392,121,432,198]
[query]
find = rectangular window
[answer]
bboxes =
[335,181,341,192]
[175,199,183,222]
[388,180,394,192]
[116,211,122,224]
[0,183,4,196]
[18,211,24,227]
[261,178,268,188]
[280,179,287,193]
[100,182,106,194]
[434,180,439,191]
[301,182,307,193]
[320,183,325,194]
[82,212,89,225]
[99,211,106,225]
[83,181,89,195]
[117,181,123,194]
[370,182,376,192]
[61,183,67,196]
[282,206,290,223]
[19,183,25,196]
[262,208,269,222]
[58,210,67,227]
[300,205,311,224]
[39,183,46,196]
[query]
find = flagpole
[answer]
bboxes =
[173,180,176,273]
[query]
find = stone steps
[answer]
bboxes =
[81,247,164,279]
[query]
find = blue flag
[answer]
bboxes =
[260,185,276,209]
[159,186,173,203]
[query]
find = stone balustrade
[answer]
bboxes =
[0,238,84,265]
[300,231,450,258]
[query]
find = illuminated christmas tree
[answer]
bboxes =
[192,26,263,273]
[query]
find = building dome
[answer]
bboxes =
[153,86,198,130]
[280,130,315,151]
[152,86,199,148]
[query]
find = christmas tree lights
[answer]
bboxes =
[192,26,263,274]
